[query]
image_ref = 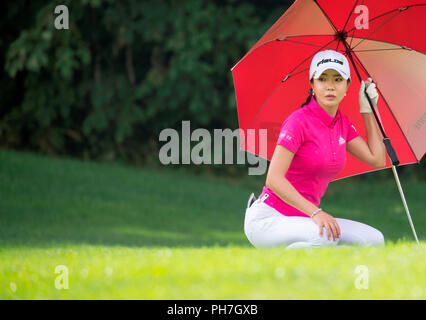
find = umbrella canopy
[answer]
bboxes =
[231,0,426,181]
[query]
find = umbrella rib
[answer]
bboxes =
[313,0,352,53]
[285,41,336,76]
[313,0,360,53]
[331,161,418,182]
[240,2,425,160]
[348,24,359,50]
[348,0,367,49]
[348,36,426,57]
[350,10,401,51]
[341,0,361,37]
[348,47,421,162]
[278,37,337,82]
[262,1,300,39]
[248,38,337,129]
[233,4,426,72]
[248,82,285,130]
[313,0,338,37]
[232,35,340,72]
[283,39,346,51]
[344,4,426,36]
[350,48,414,53]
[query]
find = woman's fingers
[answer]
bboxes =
[325,224,331,240]
[319,223,324,237]
[318,222,332,240]
[330,222,339,241]
[332,221,341,241]
[319,220,340,241]
[315,215,341,241]
[335,221,341,239]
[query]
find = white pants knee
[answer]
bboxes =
[244,199,384,249]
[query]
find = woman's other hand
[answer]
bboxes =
[312,211,341,241]
[359,77,379,113]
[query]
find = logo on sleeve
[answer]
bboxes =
[279,130,292,141]
[339,136,346,145]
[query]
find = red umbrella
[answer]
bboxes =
[231,0,426,243]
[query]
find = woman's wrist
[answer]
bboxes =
[310,208,322,219]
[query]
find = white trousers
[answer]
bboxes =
[244,199,385,249]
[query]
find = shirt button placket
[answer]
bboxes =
[331,126,336,162]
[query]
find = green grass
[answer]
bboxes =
[0,149,425,299]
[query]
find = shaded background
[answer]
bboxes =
[1,0,424,180]
[0,2,424,302]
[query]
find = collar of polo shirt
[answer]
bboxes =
[308,97,341,127]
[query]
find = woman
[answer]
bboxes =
[244,50,386,249]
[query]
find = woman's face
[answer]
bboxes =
[311,69,349,110]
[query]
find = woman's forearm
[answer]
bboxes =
[266,177,319,217]
[362,113,386,167]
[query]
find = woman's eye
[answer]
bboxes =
[319,78,342,82]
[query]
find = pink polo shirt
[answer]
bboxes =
[259,96,360,218]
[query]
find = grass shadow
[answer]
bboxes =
[0,149,424,248]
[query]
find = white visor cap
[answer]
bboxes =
[309,50,350,81]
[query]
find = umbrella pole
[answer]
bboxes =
[390,164,420,245]
[364,82,420,244]
[344,50,421,245]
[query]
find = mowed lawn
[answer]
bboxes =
[0,149,425,299]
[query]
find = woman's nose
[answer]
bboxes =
[326,81,335,88]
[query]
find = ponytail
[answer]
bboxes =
[301,88,314,108]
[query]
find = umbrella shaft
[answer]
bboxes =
[391,165,420,245]
[346,48,401,166]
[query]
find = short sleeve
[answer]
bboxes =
[276,112,304,154]
[344,115,360,142]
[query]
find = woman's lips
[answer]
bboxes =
[326,95,336,99]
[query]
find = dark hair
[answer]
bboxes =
[301,78,351,108]
[301,88,314,108]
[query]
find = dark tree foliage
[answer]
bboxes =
[1,0,288,162]
[0,0,423,179]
